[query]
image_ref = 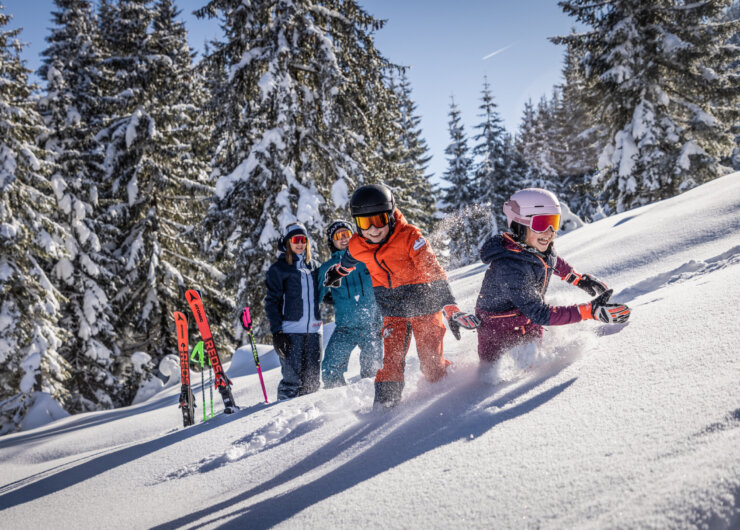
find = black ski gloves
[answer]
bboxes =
[578,289,631,324]
[564,271,609,296]
[442,304,481,340]
[323,263,355,288]
[272,332,290,358]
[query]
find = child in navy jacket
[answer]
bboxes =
[475,189,631,382]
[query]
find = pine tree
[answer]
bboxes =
[197,0,398,338]
[514,99,536,184]
[532,95,559,186]
[472,76,507,235]
[543,87,569,190]
[724,0,740,169]
[558,42,605,179]
[554,41,607,218]
[502,132,527,200]
[384,69,437,234]
[554,0,740,213]
[37,0,122,413]
[515,99,551,189]
[96,0,227,400]
[369,69,411,229]
[148,0,231,344]
[0,6,71,434]
[197,40,229,175]
[440,96,478,267]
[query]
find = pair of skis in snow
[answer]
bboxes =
[175,289,236,427]
[175,289,268,427]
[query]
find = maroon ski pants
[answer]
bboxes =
[475,308,543,363]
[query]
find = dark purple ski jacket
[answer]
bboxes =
[475,233,583,326]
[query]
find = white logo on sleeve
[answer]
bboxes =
[413,237,427,251]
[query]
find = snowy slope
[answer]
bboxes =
[1,173,739,529]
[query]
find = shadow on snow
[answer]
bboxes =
[155,361,577,529]
[0,400,273,508]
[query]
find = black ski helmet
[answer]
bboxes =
[325,219,353,251]
[349,184,395,217]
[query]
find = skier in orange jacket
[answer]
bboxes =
[324,184,479,408]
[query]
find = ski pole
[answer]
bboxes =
[208,356,214,419]
[241,307,269,404]
[190,341,207,422]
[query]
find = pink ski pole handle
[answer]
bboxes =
[241,306,269,403]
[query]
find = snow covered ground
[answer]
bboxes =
[1,173,739,529]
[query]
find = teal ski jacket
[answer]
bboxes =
[318,250,382,330]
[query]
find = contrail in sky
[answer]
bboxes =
[482,43,515,60]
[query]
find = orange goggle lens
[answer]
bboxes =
[290,235,307,244]
[354,213,390,230]
[332,229,352,241]
[529,214,561,233]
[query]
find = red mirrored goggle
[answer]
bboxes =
[528,214,561,233]
[332,229,352,241]
[290,235,307,244]
[354,212,390,230]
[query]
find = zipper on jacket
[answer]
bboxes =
[304,266,309,333]
[533,254,551,295]
[374,248,392,288]
[297,256,311,334]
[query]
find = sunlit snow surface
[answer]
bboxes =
[1,173,739,529]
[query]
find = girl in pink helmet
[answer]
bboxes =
[475,188,630,383]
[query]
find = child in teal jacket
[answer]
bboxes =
[318,220,383,388]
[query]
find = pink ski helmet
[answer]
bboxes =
[503,188,561,242]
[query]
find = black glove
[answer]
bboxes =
[272,332,290,358]
[579,289,631,324]
[323,263,355,288]
[565,271,609,296]
[447,318,461,340]
[442,304,481,341]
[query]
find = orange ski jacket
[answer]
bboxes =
[340,210,456,317]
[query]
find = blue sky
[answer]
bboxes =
[3,0,576,184]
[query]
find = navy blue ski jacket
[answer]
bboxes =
[264,253,322,334]
[475,233,579,326]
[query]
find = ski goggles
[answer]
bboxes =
[354,212,390,231]
[332,229,352,241]
[528,214,561,233]
[289,235,307,244]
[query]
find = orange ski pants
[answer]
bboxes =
[375,312,450,384]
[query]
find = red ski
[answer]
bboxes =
[185,289,239,413]
[174,311,195,426]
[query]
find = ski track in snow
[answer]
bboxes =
[163,407,327,480]
[161,379,376,482]
[160,327,595,488]
[615,244,740,303]
[654,408,740,463]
